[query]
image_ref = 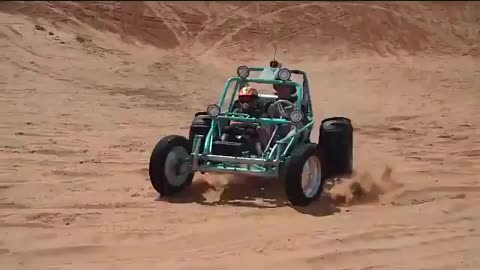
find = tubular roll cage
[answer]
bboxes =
[190,67,314,177]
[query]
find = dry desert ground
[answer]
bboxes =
[0,1,479,269]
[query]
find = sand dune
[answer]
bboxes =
[0,1,479,269]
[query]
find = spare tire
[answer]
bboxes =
[318,117,353,178]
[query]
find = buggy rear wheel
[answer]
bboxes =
[282,143,325,206]
[149,135,194,197]
[189,113,212,151]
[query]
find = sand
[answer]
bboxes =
[0,1,479,269]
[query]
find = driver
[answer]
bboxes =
[265,81,298,119]
[273,81,297,103]
[268,80,308,141]
[271,80,308,121]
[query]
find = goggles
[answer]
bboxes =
[238,95,256,103]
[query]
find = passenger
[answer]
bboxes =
[228,86,270,151]
[231,86,268,118]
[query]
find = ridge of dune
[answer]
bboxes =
[1,1,480,270]
[1,1,479,59]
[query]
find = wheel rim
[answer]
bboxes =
[164,146,190,187]
[301,155,322,198]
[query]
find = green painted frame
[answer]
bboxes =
[190,66,315,177]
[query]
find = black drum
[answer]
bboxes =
[318,117,353,178]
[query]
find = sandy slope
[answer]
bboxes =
[1,2,480,270]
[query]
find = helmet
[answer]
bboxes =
[273,81,296,95]
[238,86,258,103]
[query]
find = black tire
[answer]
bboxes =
[149,135,194,196]
[194,111,208,117]
[191,112,211,126]
[281,143,326,206]
[188,113,212,150]
[318,117,353,179]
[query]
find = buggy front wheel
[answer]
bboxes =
[281,143,325,206]
[149,135,194,197]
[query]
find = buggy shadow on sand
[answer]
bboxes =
[159,174,342,216]
[149,62,353,206]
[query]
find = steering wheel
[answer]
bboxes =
[268,99,296,119]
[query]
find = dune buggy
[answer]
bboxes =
[149,63,353,206]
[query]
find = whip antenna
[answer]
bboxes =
[273,44,277,61]
[270,44,280,68]
[269,21,280,68]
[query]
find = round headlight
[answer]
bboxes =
[207,104,221,118]
[277,68,291,81]
[237,65,250,79]
[289,109,304,123]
